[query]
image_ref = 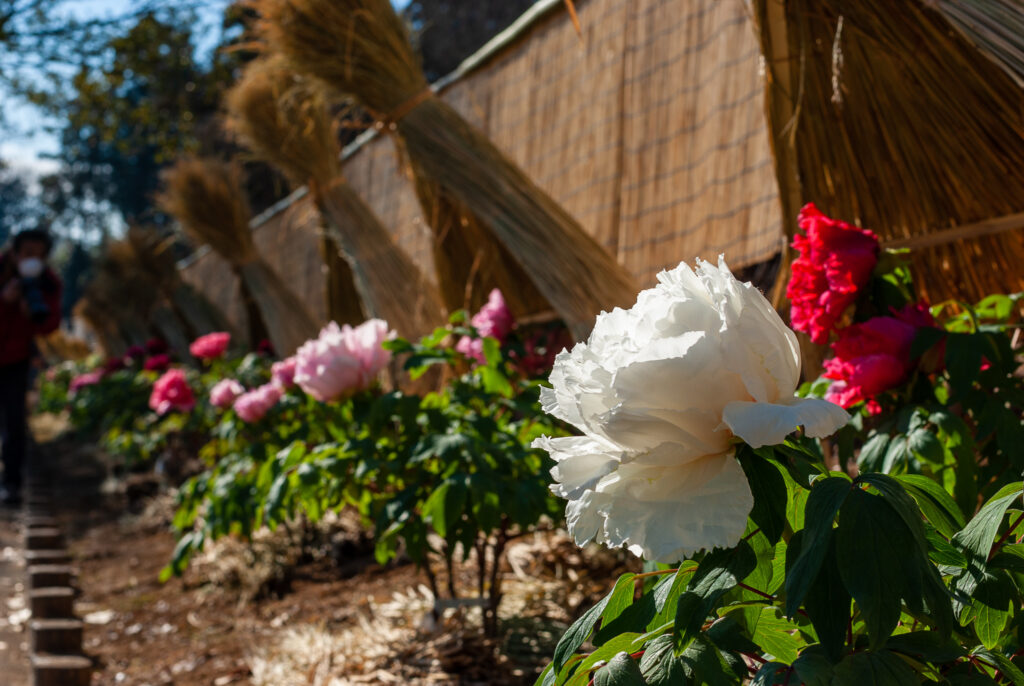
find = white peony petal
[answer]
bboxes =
[533,435,620,499]
[573,454,753,563]
[722,397,850,449]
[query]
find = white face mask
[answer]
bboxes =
[18,258,44,279]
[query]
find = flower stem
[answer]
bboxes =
[988,513,1024,562]
[633,568,678,581]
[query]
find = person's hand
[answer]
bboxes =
[1,278,21,304]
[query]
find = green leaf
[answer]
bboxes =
[858,433,892,472]
[924,523,968,568]
[593,652,644,686]
[751,662,791,686]
[791,529,850,660]
[895,474,966,538]
[674,541,757,647]
[785,477,851,616]
[885,631,965,663]
[750,607,806,663]
[832,650,919,686]
[677,635,736,686]
[970,570,1016,649]
[908,428,944,465]
[738,447,788,545]
[638,635,686,686]
[952,482,1024,604]
[551,579,619,673]
[792,648,835,686]
[566,634,644,686]
[836,488,921,648]
[591,573,638,644]
[973,649,1024,685]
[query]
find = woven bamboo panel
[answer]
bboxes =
[181,0,784,329]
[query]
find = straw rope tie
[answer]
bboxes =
[374,87,435,132]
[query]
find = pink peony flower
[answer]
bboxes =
[271,357,298,389]
[143,354,171,372]
[69,371,103,396]
[149,369,196,415]
[456,289,515,364]
[787,204,879,345]
[823,303,936,412]
[233,383,283,423]
[294,319,394,402]
[210,378,245,409]
[190,332,231,360]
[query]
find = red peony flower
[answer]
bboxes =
[823,303,935,412]
[149,369,196,415]
[143,354,171,372]
[189,332,231,360]
[787,203,879,344]
[102,356,126,375]
[145,338,168,354]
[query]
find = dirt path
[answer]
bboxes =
[0,508,29,686]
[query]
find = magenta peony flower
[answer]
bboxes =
[293,319,394,402]
[125,345,146,360]
[271,357,298,389]
[823,303,936,413]
[233,383,283,423]
[146,338,168,354]
[69,371,103,397]
[787,204,879,345]
[189,332,231,360]
[149,369,196,415]
[210,378,245,409]
[456,289,515,364]
[143,354,171,372]
[102,356,126,375]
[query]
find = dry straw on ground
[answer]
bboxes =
[225,56,444,339]
[158,157,319,355]
[256,0,637,339]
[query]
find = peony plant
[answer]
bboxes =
[537,223,1024,685]
[533,258,848,563]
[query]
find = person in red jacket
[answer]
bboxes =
[0,229,62,505]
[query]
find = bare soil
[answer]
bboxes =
[27,416,634,685]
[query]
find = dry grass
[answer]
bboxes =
[158,157,319,355]
[256,0,637,339]
[226,56,444,338]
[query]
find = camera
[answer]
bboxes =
[19,276,51,323]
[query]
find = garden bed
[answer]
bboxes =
[34,415,631,685]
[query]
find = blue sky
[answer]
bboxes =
[1,0,231,180]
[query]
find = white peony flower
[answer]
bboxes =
[533,257,849,563]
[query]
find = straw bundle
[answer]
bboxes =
[256,0,637,339]
[157,157,319,355]
[73,298,124,358]
[126,227,235,339]
[225,57,443,339]
[94,240,194,358]
[752,0,1024,310]
[933,0,1024,88]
